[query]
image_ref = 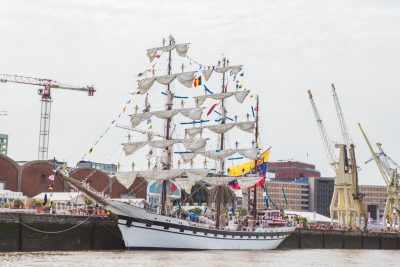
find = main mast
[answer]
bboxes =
[219,57,227,173]
[215,57,227,229]
[161,36,174,215]
[253,94,259,219]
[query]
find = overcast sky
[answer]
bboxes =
[1,0,400,185]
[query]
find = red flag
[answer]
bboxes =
[207,103,218,116]
[169,183,178,195]
[155,54,161,58]
[249,177,265,189]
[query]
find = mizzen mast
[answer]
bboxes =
[252,94,260,219]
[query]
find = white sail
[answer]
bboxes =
[130,113,153,128]
[180,152,198,163]
[138,71,196,94]
[182,138,208,152]
[146,43,190,61]
[234,90,250,103]
[150,140,180,149]
[202,69,213,81]
[153,109,181,120]
[175,43,190,57]
[207,124,235,134]
[185,121,255,138]
[113,169,212,188]
[214,65,243,74]
[114,172,138,189]
[201,149,237,160]
[237,175,264,189]
[202,176,237,186]
[236,148,259,160]
[186,168,210,181]
[194,90,250,106]
[130,107,204,128]
[123,141,147,155]
[176,71,197,88]
[123,138,208,156]
[236,121,255,133]
[180,107,203,120]
[137,78,156,95]
[174,178,195,193]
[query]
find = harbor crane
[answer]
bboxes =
[308,86,365,229]
[0,74,95,160]
[307,90,338,173]
[331,84,367,229]
[358,123,400,231]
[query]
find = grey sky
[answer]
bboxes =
[1,0,399,185]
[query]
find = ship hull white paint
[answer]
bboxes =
[109,201,293,250]
[117,217,293,250]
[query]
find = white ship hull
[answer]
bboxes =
[114,202,294,250]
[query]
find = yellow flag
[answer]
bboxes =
[229,148,270,176]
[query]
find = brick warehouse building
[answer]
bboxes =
[0,154,146,199]
[268,161,321,179]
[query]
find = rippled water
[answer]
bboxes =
[0,250,398,267]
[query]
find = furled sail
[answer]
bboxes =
[146,43,190,61]
[181,152,198,163]
[174,178,195,193]
[194,90,249,106]
[185,121,255,138]
[113,169,212,188]
[236,121,255,133]
[201,149,237,160]
[182,138,208,152]
[202,176,237,186]
[122,141,147,155]
[214,65,243,74]
[130,113,153,128]
[122,138,208,156]
[236,148,259,160]
[138,71,196,94]
[184,148,259,161]
[114,172,138,189]
[237,175,264,189]
[185,169,211,181]
[207,124,235,134]
[130,107,204,128]
[202,69,213,81]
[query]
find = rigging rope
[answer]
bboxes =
[7,212,96,234]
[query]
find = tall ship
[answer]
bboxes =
[57,35,294,250]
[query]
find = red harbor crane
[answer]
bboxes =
[0,74,95,160]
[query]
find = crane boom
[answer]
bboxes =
[0,74,94,95]
[331,83,352,146]
[0,73,95,160]
[358,123,390,185]
[308,90,337,172]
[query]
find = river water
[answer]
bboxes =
[0,250,397,267]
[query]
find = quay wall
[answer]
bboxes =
[1,213,399,251]
[0,213,125,252]
[278,228,399,249]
